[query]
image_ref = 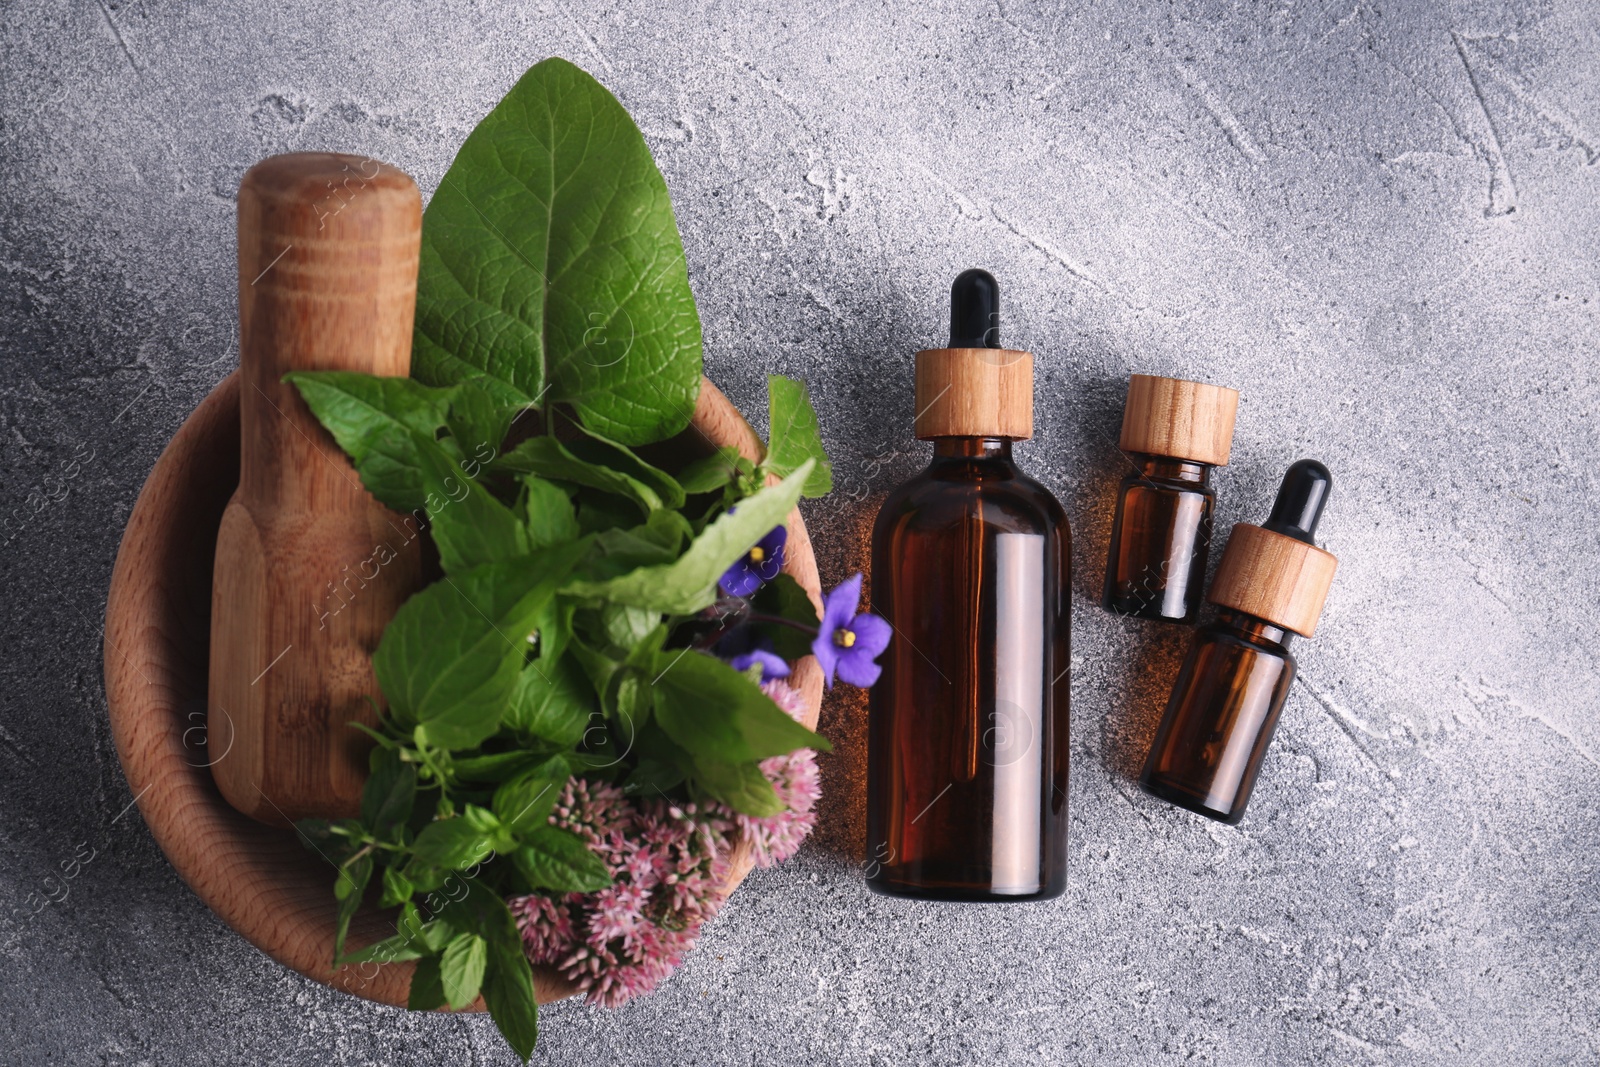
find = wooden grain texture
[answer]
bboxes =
[913,347,1033,440]
[105,373,824,1010]
[1118,373,1239,467]
[1207,522,1339,637]
[210,153,425,825]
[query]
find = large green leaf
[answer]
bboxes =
[491,756,568,834]
[494,435,664,512]
[445,377,521,463]
[441,886,540,1061]
[372,541,591,749]
[411,817,495,870]
[565,461,812,613]
[285,371,454,512]
[513,827,613,892]
[440,932,489,1011]
[676,446,742,494]
[520,477,580,549]
[562,427,685,509]
[413,57,702,445]
[692,755,784,816]
[764,375,833,498]
[412,432,530,572]
[503,657,590,745]
[650,649,829,763]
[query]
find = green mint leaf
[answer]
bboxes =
[446,377,520,463]
[564,461,812,613]
[412,57,702,446]
[361,747,418,839]
[492,757,568,835]
[286,371,455,512]
[431,883,541,1060]
[408,953,447,1011]
[379,865,416,909]
[402,862,452,895]
[561,426,685,509]
[448,749,551,782]
[693,756,785,816]
[480,922,539,1061]
[530,595,576,667]
[513,827,612,892]
[461,804,503,837]
[599,604,660,651]
[494,435,664,512]
[373,541,591,749]
[411,817,495,870]
[676,447,743,495]
[440,931,489,1010]
[577,511,692,582]
[414,431,529,572]
[566,637,623,711]
[574,491,642,535]
[763,375,833,497]
[612,671,653,742]
[332,852,373,962]
[504,657,590,746]
[651,649,830,762]
[406,906,459,955]
[520,477,580,549]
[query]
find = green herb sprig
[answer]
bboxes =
[289,58,838,1061]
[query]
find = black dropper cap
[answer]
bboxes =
[949,269,1001,348]
[1263,459,1332,545]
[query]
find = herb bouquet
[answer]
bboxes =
[288,59,887,1059]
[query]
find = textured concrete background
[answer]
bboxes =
[3,0,1598,1063]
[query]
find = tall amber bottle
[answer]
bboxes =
[1102,375,1238,623]
[1139,460,1338,824]
[866,270,1071,901]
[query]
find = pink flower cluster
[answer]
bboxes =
[506,678,821,1008]
[735,679,821,869]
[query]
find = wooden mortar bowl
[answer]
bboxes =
[103,372,824,1008]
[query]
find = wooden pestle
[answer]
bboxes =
[210,153,424,826]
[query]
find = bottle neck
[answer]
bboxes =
[1136,455,1211,485]
[932,437,1015,462]
[1213,608,1292,650]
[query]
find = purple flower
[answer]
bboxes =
[811,573,890,688]
[728,648,791,681]
[719,524,787,597]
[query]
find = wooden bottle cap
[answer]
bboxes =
[913,347,1033,440]
[1208,523,1338,637]
[1118,374,1239,466]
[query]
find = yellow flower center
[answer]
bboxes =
[835,629,857,648]
[748,547,765,563]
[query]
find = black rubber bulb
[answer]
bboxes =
[1263,459,1333,544]
[949,268,1001,348]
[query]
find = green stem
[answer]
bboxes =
[744,611,820,636]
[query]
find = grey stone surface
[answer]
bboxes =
[3,0,1598,1062]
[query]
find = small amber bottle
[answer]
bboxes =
[1139,460,1338,824]
[866,269,1071,902]
[1102,375,1239,623]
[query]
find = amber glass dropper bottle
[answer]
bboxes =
[866,269,1071,901]
[1102,375,1239,623]
[1139,460,1338,824]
